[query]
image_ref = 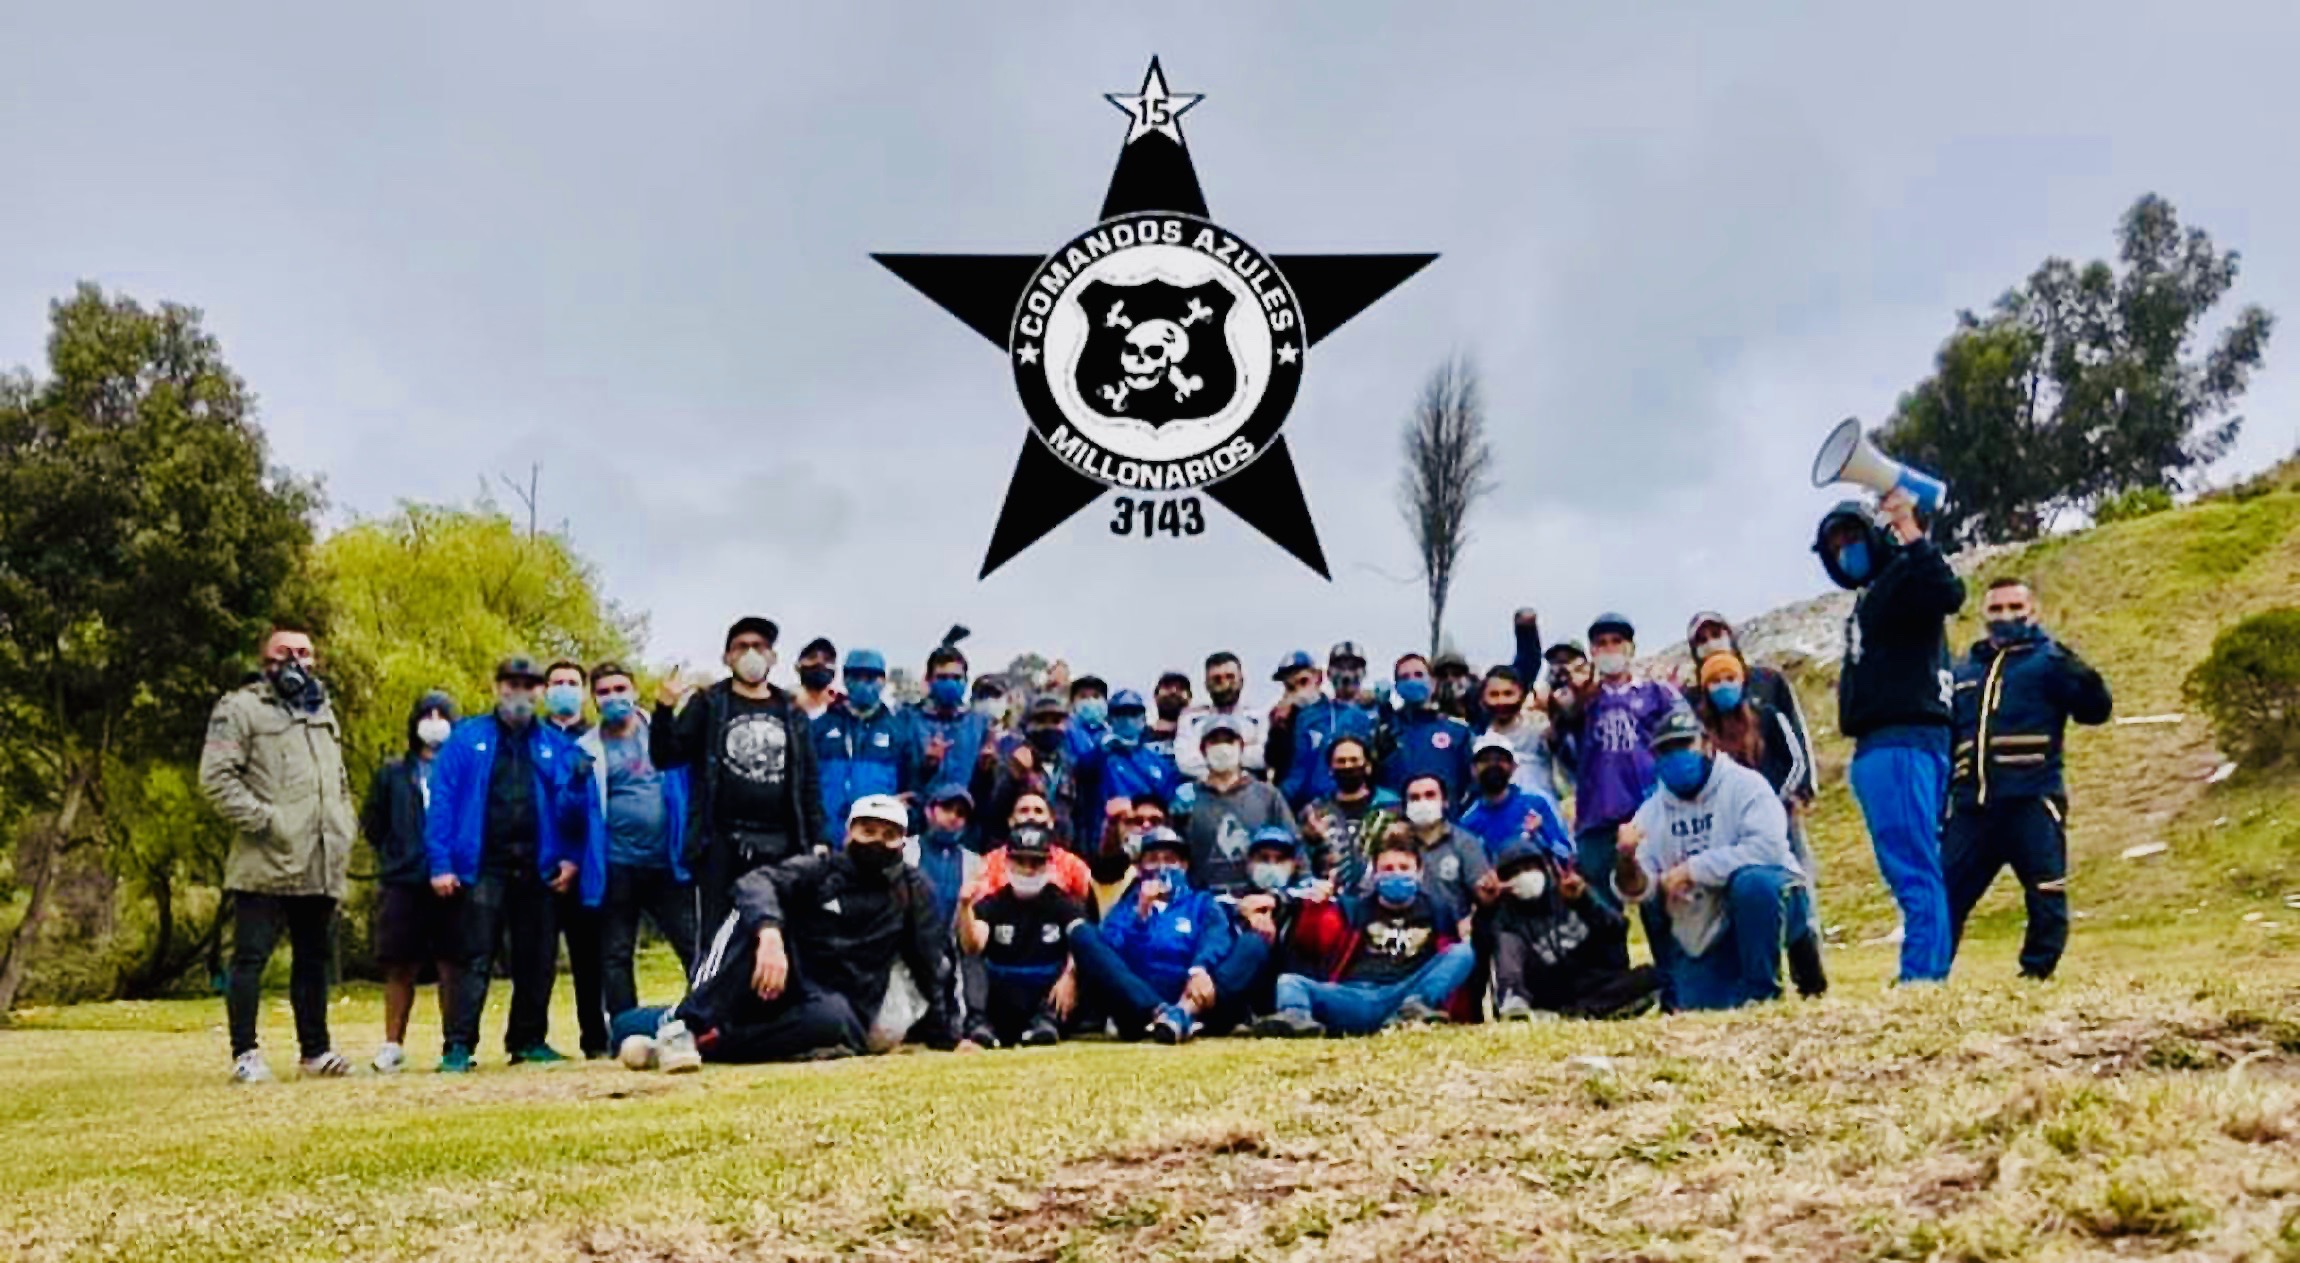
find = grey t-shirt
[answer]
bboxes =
[1175,776,1295,894]
[604,729,671,869]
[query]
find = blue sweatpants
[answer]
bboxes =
[1849,732,1953,982]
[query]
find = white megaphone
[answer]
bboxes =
[1811,417,1948,515]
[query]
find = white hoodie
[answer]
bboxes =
[1613,754,1801,957]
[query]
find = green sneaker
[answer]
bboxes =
[437,1047,475,1074]
[509,1044,570,1066]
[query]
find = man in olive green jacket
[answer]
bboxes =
[198,627,359,1083]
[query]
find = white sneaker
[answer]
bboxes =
[617,1033,658,1071]
[231,1051,274,1084]
[299,1050,352,1078]
[657,1020,702,1074]
[372,1043,406,1074]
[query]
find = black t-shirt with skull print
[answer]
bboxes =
[715,690,793,834]
[1343,893,1442,987]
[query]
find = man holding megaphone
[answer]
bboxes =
[1811,419,1966,985]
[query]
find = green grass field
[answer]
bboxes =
[6,468,2299,1261]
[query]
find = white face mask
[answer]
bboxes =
[1248,862,1292,892]
[1594,651,1630,677]
[733,649,771,684]
[1508,869,1548,901]
[1008,871,1051,898]
[1206,744,1242,774]
[1696,636,1733,661]
[1405,799,1445,829]
[416,716,452,747]
[974,698,1005,722]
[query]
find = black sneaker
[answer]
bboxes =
[1788,937,1829,998]
[1018,1020,1061,1047]
[1251,1009,1325,1039]
[1392,997,1449,1027]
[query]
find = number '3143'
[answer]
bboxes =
[1110,496,1206,538]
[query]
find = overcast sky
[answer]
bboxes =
[5,3,2296,702]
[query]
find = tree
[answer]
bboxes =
[1879,194,2274,547]
[0,285,320,1013]
[1396,355,1497,655]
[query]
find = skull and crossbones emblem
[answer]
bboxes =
[1097,296,1213,414]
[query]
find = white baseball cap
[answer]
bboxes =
[847,793,909,831]
[1471,733,1518,760]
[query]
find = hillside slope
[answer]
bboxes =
[1779,460,2300,953]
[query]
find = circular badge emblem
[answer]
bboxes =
[1431,732,1452,750]
[1010,211,1303,492]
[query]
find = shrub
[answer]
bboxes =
[2186,608,2300,766]
[2095,485,2174,524]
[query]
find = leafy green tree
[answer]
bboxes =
[1878,194,2273,546]
[0,285,319,1013]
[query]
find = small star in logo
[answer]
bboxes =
[1016,344,1039,365]
[1105,57,1202,146]
[1276,342,1299,366]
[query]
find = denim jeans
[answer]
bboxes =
[1639,865,1808,1012]
[1068,924,1269,1034]
[1272,942,1478,1035]
[446,869,558,1054]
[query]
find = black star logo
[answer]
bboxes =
[874,57,1435,579]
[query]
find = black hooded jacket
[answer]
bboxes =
[360,691,457,886]
[1817,507,1967,740]
[732,851,958,1049]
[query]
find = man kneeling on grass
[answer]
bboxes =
[1067,826,1268,1043]
[955,825,1084,1048]
[614,794,981,1070]
[1253,838,1477,1038]
[1614,709,1812,1013]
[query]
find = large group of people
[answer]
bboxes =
[199,488,2114,1081]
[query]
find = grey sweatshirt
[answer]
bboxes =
[1614,755,1799,956]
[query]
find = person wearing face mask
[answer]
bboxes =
[1063,674,1111,761]
[1431,651,1480,724]
[988,695,1085,851]
[612,795,981,1069]
[1299,736,1401,889]
[1556,614,1681,913]
[1685,612,1815,804]
[543,661,592,739]
[1692,652,1827,998]
[1373,653,1475,804]
[1174,651,1269,780]
[1274,642,1381,808]
[1613,710,1810,1012]
[1815,490,1966,985]
[1457,735,1573,865]
[576,663,699,1026]
[1087,793,1171,916]
[1369,773,1497,943]
[1228,827,1328,1017]
[1488,838,1658,1021]
[1147,672,1193,760]
[202,626,360,1084]
[1171,717,1296,895]
[906,644,996,802]
[1255,839,1477,1037]
[792,637,843,721]
[360,690,461,1074]
[1067,829,1267,1043]
[955,826,1086,1047]
[979,789,1096,902]
[425,656,593,1070]
[811,649,910,838]
[910,787,985,933]
[1477,666,1563,804]
[1943,577,2113,981]
[651,617,826,933]
[1072,688,1181,846]
[970,677,1013,740]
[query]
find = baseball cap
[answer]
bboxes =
[495,655,545,684]
[1686,611,1732,642]
[1433,651,1470,673]
[1471,733,1518,761]
[1201,714,1243,741]
[927,785,974,813]
[1069,674,1108,698]
[1024,694,1068,721]
[1328,640,1368,667]
[798,636,837,662]
[1248,825,1300,858]
[1139,825,1188,859]
[1006,824,1054,860]
[725,616,779,649]
[1543,640,1588,665]
[1649,708,1705,752]
[843,648,887,675]
[1110,688,1147,713]
[1270,649,1316,681]
[847,793,909,831]
[1588,612,1636,642]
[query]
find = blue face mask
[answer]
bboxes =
[1987,618,2034,645]
[847,677,883,711]
[1395,677,1433,707]
[598,696,637,726]
[928,677,965,708]
[1110,714,1146,743]
[1656,749,1711,798]
[1835,539,1873,585]
[545,683,583,718]
[1374,872,1421,906]
[1706,681,1743,711]
[1141,863,1189,896]
[1074,698,1108,727]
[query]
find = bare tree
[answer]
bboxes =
[1396,355,1497,655]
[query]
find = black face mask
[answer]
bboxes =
[1332,767,1370,794]
[1155,696,1186,721]
[269,662,320,710]
[1209,686,1241,708]
[798,665,835,691]
[1487,703,1522,725]
[849,842,906,881]
[1476,766,1513,795]
[1027,727,1065,752]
